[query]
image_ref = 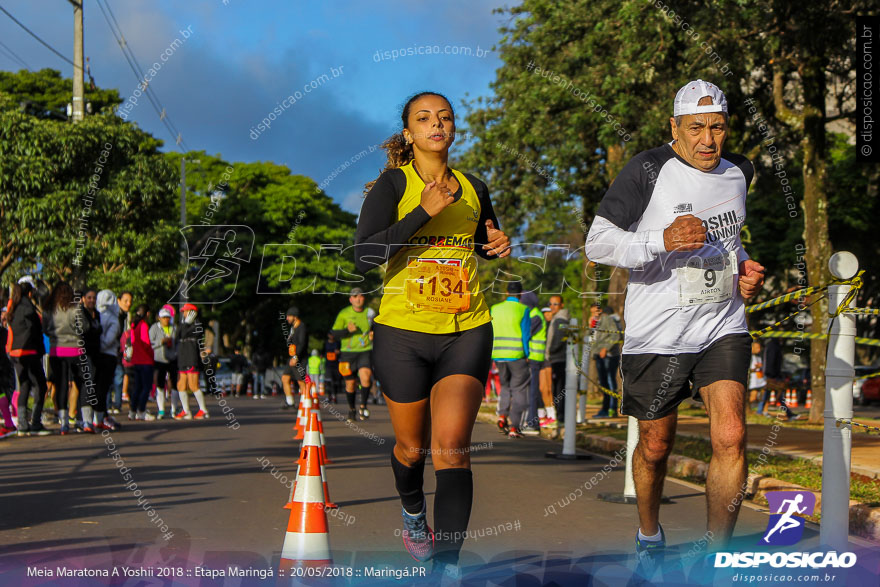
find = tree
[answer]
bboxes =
[164,152,362,356]
[461,0,876,420]
[0,91,179,301]
[0,68,122,120]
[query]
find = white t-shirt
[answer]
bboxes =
[585,143,754,354]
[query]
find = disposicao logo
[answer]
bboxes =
[713,491,857,570]
[761,490,815,546]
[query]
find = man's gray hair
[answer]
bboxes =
[674,112,729,126]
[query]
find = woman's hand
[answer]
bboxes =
[482,220,511,258]
[420,180,455,217]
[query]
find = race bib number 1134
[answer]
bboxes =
[405,260,470,314]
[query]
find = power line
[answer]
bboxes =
[0,4,80,71]
[95,0,188,151]
[101,0,186,145]
[0,39,31,70]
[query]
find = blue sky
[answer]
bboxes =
[0,0,508,213]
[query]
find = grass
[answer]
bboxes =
[571,422,880,519]
[480,404,880,514]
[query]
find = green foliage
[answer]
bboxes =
[461,0,876,323]
[164,151,362,354]
[0,68,122,120]
[0,92,179,302]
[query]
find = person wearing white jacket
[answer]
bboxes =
[96,290,122,430]
[149,308,178,419]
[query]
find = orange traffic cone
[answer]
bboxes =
[790,389,798,408]
[294,411,338,509]
[769,389,777,406]
[280,415,332,569]
[293,390,312,440]
[805,389,812,409]
[314,405,332,465]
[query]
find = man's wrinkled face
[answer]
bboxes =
[670,97,728,172]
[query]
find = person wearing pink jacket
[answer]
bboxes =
[121,304,154,420]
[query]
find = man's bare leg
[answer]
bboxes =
[699,380,747,549]
[633,412,677,536]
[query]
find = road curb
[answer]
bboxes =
[476,411,880,543]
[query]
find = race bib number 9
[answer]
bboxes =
[676,251,737,306]
[405,260,470,314]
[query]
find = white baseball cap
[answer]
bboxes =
[673,79,727,117]
[17,275,36,287]
[158,308,172,318]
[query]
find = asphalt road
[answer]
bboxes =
[0,394,877,586]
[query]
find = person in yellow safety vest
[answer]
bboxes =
[523,304,548,435]
[490,282,532,438]
[307,349,323,394]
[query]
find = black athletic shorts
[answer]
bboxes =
[155,360,178,389]
[373,321,493,404]
[620,333,752,421]
[338,351,372,380]
[282,361,307,381]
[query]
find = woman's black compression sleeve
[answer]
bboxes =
[469,175,501,260]
[354,170,431,274]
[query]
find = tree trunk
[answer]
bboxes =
[800,57,832,423]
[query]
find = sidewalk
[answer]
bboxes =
[674,415,880,479]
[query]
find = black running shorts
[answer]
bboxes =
[620,333,752,420]
[373,321,493,404]
[282,362,306,381]
[337,351,372,380]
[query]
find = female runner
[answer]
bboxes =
[354,91,510,577]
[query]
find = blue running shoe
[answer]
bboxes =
[401,505,434,562]
[632,524,666,583]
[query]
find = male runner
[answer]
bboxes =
[585,80,765,573]
[330,287,375,422]
[281,307,308,409]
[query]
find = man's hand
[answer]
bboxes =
[663,214,706,252]
[289,356,298,367]
[599,348,607,359]
[738,259,765,300]
[346,322,358,333]
[482,220,511,258]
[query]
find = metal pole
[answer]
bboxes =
[71,1,84,122]
[179,158,187,308]
[561,317,579,455]
[820,252,858,550]
[545,318,590,460]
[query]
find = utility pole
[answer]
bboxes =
[180,157,188,307]
[71,0,84,122]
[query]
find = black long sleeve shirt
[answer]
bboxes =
[353,167,500,274]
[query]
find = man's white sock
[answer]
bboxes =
[193,390,208,412]
[638,527,663,542]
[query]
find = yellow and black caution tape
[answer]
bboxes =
[754,331,826,340]
[830,271,865,318]
[571,346,623,401]
[754,330,880,348]
[835,418,880,435]
[856,369,880,381]
[746,285,824,313]
[746,272,864,315]
[842,308,880,316]
[592,328,626,335]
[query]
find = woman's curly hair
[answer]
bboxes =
[363,91,452,195]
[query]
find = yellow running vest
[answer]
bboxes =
[374,161,491,334]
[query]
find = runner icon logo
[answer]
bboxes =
[761,490,816,546]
